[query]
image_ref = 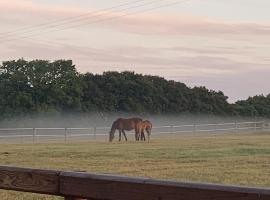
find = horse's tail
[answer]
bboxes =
[146,122,152,142]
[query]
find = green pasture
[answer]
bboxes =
[0,132,270,199]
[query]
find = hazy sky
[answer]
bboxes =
[1,0,270,102]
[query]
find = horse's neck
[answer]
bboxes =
[111,122,118,132]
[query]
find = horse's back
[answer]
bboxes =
[116,117,142,130]
[142,120,152,129]
[128,117,143,122]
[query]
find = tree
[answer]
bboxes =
[1,59,269,118]
[0,59,82,117]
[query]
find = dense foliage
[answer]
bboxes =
[0,59,269,118]
[234,95,270,117]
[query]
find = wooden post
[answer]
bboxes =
[170,125,174,134]
[93,127,96,139]
[214,124,218,136]
[235,121,238,133]
[261,121,265,132]
[65,128,68,144]
[193,123,196,135]
[32,128,36,143]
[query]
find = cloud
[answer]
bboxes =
[3,40,268,75]
[1,0,270,102]
[0,0,82,14]
[1,0,270,39]
[0,0,90,29]
[178,68,270,102]
[102,15,270,38]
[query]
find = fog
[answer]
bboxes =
[0,112,264,128]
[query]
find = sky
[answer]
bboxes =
[0,0,270,102]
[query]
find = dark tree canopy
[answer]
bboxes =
[234,95,270,117]
[0,59,269,119]
[0,59,81,117]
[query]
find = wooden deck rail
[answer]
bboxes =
[0,166,270,200]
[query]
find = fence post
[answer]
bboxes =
[214,123,218,135]
[93,127,96,139]
[170,125,174,134]
[261,121,265,132]
[193,123,196,135]
[234,121,238,133]
[32,128,36,143]
[65,128,68,144]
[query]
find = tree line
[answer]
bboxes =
[0,59,269,119]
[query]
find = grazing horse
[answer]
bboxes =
[140,120,152,142]
[109,117,143,142]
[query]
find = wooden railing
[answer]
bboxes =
[0,166,270,200]
[0,121,267,144]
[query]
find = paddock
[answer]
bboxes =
[0,132,269,199]
[0,121,267,144]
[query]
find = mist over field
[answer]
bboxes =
[0,112,264,129]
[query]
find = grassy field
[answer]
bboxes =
[0,132,270,199]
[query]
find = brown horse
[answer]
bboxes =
[109,117,143,142]
[140,120,152,142]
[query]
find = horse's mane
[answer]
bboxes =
[111,118,122,130]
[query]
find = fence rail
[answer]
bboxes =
[0,165,269,200]
[0,121,268,143]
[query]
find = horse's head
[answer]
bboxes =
[109,120,118,142]
[109,129,115,142]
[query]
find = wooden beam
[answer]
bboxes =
[0,166,269,200]
[261,195,270,200]
[64,197,89,200]
[60,172,270,200]
[0,166,60,195]
[64,197,88,200]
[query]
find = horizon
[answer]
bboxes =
[1,0,270,102]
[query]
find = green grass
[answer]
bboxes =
[0,133,270,199]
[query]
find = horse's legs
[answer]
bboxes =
[141,130,146,141]
[136,131,139,141]
[134,129,138,141]
[136,130,140,141]
[136,124,142,141]
[147,129,151,142]
[119,130,121,142]
[122,130,128,141]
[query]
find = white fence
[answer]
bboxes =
[0,121,268,143]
